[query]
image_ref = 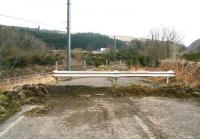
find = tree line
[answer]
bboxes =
[85,27,186,68]
[0,25,125,69]
[19,27,126,50]
[1,25,195,71]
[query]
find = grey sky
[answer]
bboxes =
[0,0,200,46]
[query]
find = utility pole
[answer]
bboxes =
[67,0,71,71]
[114,36,116,63]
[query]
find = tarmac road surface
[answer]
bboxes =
[0,77,200,139]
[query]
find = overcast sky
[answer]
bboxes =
[0,0,200,46]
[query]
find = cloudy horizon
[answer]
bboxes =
[0,0,200,46]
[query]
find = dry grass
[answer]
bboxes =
[0,93,21,122]
[24,106,49,117]
[158,60,200,88]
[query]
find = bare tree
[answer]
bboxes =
[0,25,47,73]
[148,26,183,59]
[139,26,184,66]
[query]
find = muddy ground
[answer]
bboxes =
[0,77,200,139]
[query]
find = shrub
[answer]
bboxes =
[85,54,107,67]
[31,55,56,66]
[183,52,200,62]
[160,60,200,87]
[5,56,29,68]
[0,94,9,105]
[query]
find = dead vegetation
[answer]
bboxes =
[0,93,20,122]
[159,60,200,87]
[24,106,49,117]
[0,84,48,122]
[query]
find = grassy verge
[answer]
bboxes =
[0,84,48,122]
[0,93,21,122]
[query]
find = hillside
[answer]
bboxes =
[109,35,136,42]
[0,25,127,71]
[0,25,126,51]
[187,39,200,53]
[108,35,146,43]
[18,27,126,50]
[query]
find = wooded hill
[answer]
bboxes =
[187,39,200,53]
[0,25,125,69]
[183,39,200,62]
[1,24,199,71]
[17,27,126,50]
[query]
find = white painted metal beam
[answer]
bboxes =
[53,70,175,78]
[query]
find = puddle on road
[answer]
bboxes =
[63,109,110,127]
[44,95,141,128]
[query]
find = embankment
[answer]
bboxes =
[0,73,55,91]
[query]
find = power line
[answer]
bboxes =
[0,14,65,30]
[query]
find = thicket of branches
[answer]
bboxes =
[134,27,184,66]
[109,27,185,67]
[85,27,186,68]
[0,25,62,69]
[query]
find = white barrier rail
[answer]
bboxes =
[53,70,175,84]
[53,70,175,77]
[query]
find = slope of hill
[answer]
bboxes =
[18,28,126,50]
[1,25,126,51]
[108,35,146,43]
[183,39,200,61]
[0,25,127,70]
[109,35,136,42]
[187,39,200,53]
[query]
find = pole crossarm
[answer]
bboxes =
[53,70,175,78]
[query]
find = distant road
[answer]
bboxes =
[58,77,153,87]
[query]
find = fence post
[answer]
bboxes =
[84,60,87,69]
[55,61,58,70]
[129,60,132,70]
[120,60,122,68]
[106,59,109,67]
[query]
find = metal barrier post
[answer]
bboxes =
[114,77,118,87]
[167,77,169,84]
